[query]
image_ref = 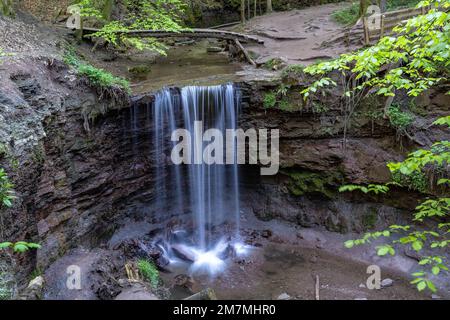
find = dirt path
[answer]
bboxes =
[240,2,358,65]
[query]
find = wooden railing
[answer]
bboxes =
[362,5,431,44]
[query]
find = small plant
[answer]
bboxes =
[77,64,130,91]
[281,64,304,79]
[387,105,414,131]
[0,168,14,208]
[263,92,277,109]
[0,242,41,253]
[339,183,391,195]
[63,48,130,94]
[331,2,360,26]
[137,259,159,288]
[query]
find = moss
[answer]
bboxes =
[128,65,151,77]
[284,170,343,198]
[361,207,378,230]
[263,58,285,71]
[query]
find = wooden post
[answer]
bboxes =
[380,14,385,38]
[363,17,369,45]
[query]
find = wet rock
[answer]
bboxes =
[261,229,272,238]
[381,278,394,288]
[276,292,291,300]
[172,274,196,295]
[172,244,196,262]
[207,46,223,53]
[115,283,158,300]
[19,276,45,300]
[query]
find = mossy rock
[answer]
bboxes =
[284,170,343,198]
[128,65,151,77]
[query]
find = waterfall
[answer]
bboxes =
[152,84,244,269]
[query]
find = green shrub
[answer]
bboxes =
[77,64,130,91]
[263,92,277,109]
[137,259,159,288]
[387,105,414,131]
[63,49,130,93]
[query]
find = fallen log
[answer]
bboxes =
[234,39,256,66]
[81,27,264,45]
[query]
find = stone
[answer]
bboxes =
[19,276,45,300]
[276,293,291,300]
[115,284,158,300]
[359,283,366,288]
[309,256,318,263]
[261,229,272,238]
[207,46,223,53]
[431,294,441,300]
[381,278,394,288]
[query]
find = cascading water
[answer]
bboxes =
[151,84,249,275]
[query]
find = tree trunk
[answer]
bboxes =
[103,0,115,21]
[266,0,272,13]
[241,0,245,23]
[254,0,257,17]
[359,0,370,17]
[379,0,386,13]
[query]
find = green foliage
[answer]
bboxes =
[263,58,286,71]
[0,241,41,253]
[77,64,130,91]
[387,139,449,192]
[77,0,188,54]
[332,0,421,26]
[433,115,450,127]
[0,168,14,208]
[263,92,277,109]
[0,168,40,255]
[304,0,450,103]
[0,0,14,17]
[343,116,450,293]
[387,105,414,131]
[64,48,130,93]
[281,64,304,79]
[287,171,342,198]
[339,183,390,194]
[137,259,159,288]
[332,2,360,25]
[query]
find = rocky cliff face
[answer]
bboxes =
[237,80,449,233]
[1,55,449,281]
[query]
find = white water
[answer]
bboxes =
[152,84,246,275]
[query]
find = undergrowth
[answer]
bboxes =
[63,48,130,97]
[137,259,159,288]
[332,0,421,26]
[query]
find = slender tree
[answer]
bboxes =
[266,0,272,13]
